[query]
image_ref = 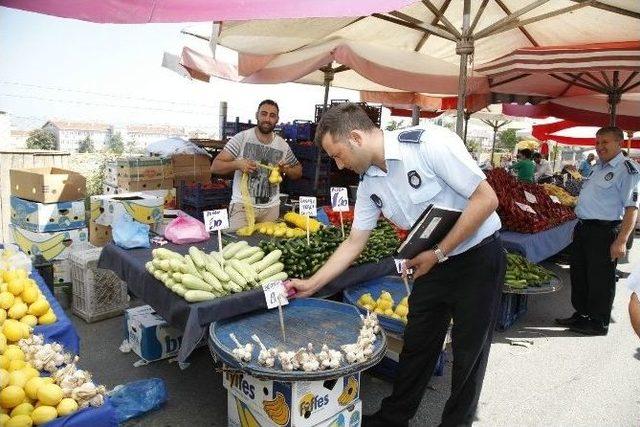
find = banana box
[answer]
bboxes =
[105,157,173,186]
[91,192,164,226]
[227,393,362,427]
[52,259,71,285]
[10,225,89,261]
[103,177,173,194]
[223,370,360,427]
[124,305,183,362]
[10,195,86,233]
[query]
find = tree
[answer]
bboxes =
[107,132,124,155]
[385,119,405,131]
[78,135,94,153]
[126,138,139,154]
[25,129,57,150]
[498,128,518,151]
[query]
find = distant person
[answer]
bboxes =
[510,149,536,183]
[533,152,553,183]
[556,127,640,336]
[579,153,595,177]
[211,99,302,231]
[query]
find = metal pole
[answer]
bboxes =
[490,125,498,167]
[609,71,620,127]
[314,68,334,194]
[411,104,420,126]
[218,101,227,140]
[463,110,470,144]
[455,0,472,138]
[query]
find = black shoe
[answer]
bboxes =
[555,312,586,326]
[569,318,608,336]
[362,413,407,427]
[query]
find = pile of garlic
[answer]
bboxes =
[18,334,107,409]
[229,333,254,362]
[252,335,277,368]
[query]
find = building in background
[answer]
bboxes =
[43,120,112,152]
[125,124,184,150]
[9,130,30,148]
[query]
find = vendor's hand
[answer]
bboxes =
[285,278,320,298]
[237,159,257,174]
[277,161,289,175]
[405,250,438,280]
[610,238,627,262]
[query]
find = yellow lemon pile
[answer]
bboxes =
[357,291,409,323]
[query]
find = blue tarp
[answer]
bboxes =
[501,219,577,263]
[46,398,118,427]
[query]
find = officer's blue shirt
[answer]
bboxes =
[575,152,640,221]
[353,125,501,256]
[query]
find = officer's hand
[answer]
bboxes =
[237,159,257,174]
[610,238,627,261]
[285,278,319,298]
[405,250,438,279]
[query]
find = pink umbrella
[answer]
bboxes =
[532,120,640,148]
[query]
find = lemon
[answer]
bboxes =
[0,385,26,409]
[0,332,6,352]
[0,308,6,325]
[15,270,27,280]
[3,345,25,362]
[0,355,9,370]
[394,304,408,317]
[21,367,39,381]
[0,414,9,425]
[3,321,23,342]
[8,370,28,388]
[2,270,17,283]
[20,288,38,305]
[7,279,24,297]
[56,398,78,416]
[36,383,63,406]
[10,402,33,417]
[30,405,57,425]
[27,299,49,317]
[5,414,33,427]
[19,315,37,328]
[37,310,56,325]
[24,377,45,401]
[8,359,26,372]
[0,292,15,310]
[8,302,28,320]
[0,368,9,388]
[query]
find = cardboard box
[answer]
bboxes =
[103,178,173,194]
[223,370,360,427]
[89,198,112,247]
[105,157,173,186]
[10,195,86,233]
[227,393,362,427]
[171,154,210,168]
[174,174,212,188]
[52,259,70,285]
[124,305,183,362]
[91,192,164,226]
[10,167,86,203]
[10,225,89,261]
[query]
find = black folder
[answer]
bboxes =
[396,204,462,259]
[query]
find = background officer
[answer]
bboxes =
[556,126,640,335]
[287,103,505,427]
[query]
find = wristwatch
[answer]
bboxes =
[432,245,448,263]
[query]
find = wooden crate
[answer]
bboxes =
[0,150,70,244]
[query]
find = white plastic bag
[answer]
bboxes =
[0,244,32,271]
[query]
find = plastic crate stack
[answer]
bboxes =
[223,118,254,139]
[179,181,232,221]
[315,99,382,128]
[283,142,332,198]
[281,120,316,142]
[496,293,528,331]
[69,246,129,323]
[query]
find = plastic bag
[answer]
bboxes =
[112,215,150,249]
[108,378,167,423]
[164,214,209,244]
[0,244,32,271]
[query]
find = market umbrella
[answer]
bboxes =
[476,41,640,127]
[532,120,640,148]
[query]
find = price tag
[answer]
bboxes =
[393,259,414,276]
[262,280,289,309]
[550,195,561,204]
[515,202,537,215]
[299,196,317,217]
[330,187,349,212]
[203,209,229,231]
[524,191,537,204]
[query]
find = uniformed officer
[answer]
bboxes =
[287,103,506,427]
[556,126,640,335]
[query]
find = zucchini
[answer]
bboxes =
[153,248,183,260]
[259,272,288,286]
[189,247,207,269]
[153,270,164,281]
[182,274,214,291]
[224,264,247,287]
[183,255,203,278]
[184,290,217,302]
[169,258,185,272]
[209,251,225,266]
[245,250,265,264]
[253,250,283,272]
[222,281,243,293]
[172,272,183,283]
[205,256,230,282]
[202,271,224,293]
[258,262,284,281]
[145,262,155,274]
[229,259,256,283]
[165,278,176,289]
[223,241,249,259]
[172,284,187,297]
[159,259,172,272]
[152,258,163,269]
[235,246,260,260]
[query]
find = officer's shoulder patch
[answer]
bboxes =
[624,160,639,175]
[397,129,425,144]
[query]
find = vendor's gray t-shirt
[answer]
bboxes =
[224,128,299,208]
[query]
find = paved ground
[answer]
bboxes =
[70,239,640,426]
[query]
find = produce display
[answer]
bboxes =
[254,222,307,238]
[323,207,409,241]
[145,243,287,302]
[505,253,556,289]
[541,184,578,207]
[356,291,408,323]
[486,168,576,233]
[0,270,57,342]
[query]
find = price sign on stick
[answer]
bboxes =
[330,187,349,212]
[550,195,561,204]
[203,209,229,253]
[515,202,537,215]
[299,196,317,216]
[262,281,289,309]
[524,191,538,204]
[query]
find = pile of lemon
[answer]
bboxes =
[357,291,409,323]
[0,269,57,343]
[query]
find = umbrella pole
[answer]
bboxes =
[608,71,620,127]
[455,0,472,138]
[490,125,497,167]
[463,110,470,145]
[314,67,334,194]
[411,104,420,126]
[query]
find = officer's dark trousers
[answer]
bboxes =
[570,221,620,325]
[378,236,506,427]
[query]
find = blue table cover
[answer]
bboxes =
[501,219,577,263]
[46,398,117,427]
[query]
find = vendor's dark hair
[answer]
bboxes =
[314,103,376,147]
[532,152,541,160]
[258,99,279,113]
[520,149,533,159]
[596,126,624,141]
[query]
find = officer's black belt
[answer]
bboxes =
[448,231,500,260]
[578,219,621,227]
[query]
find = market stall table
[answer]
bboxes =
[501,219,577,264]
[98,236,395,367]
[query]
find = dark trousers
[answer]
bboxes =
[378,237,506,427]
[570,221,619,325]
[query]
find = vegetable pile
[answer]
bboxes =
[505,253,555,289]
[237,211,323,238]
[486,168,576,233]
[146,243,287,302]
[357,291,408,323]
[541,184,578,207]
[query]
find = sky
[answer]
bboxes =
[0,7,360,134]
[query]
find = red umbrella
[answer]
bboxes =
[532,120,640,148]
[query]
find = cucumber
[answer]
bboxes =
[153,248,183,260]
[223,241,249,259]
[258,262,284,281]
[202,271,224,293]
[182,274,214,291]
[222,281,243,293]
[165,278,176,289]
[253,250,282,273]
[169,258,185,272]
[183,255,203,278]
[209,251,225,266]
[153,270,164,281]
[229,259,256,283]
[172,272,183,283]
[184,290,217,302]
[224,264,247,287]
[245,250,265,264]
[172,284,187,297]
[189,247,207,269]
[145,262,155,273]
[159,259,172,272]
[152,258,163,270]
[235,246,260,260]
[259,272,288,286]
[205,256,230,282]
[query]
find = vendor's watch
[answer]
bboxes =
[433,245,448,263]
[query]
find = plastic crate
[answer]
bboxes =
[496,292,529,331]
[180,182,231,208]
[223,118,254,138]
[282,120,315,142]
[69,247,129,323]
